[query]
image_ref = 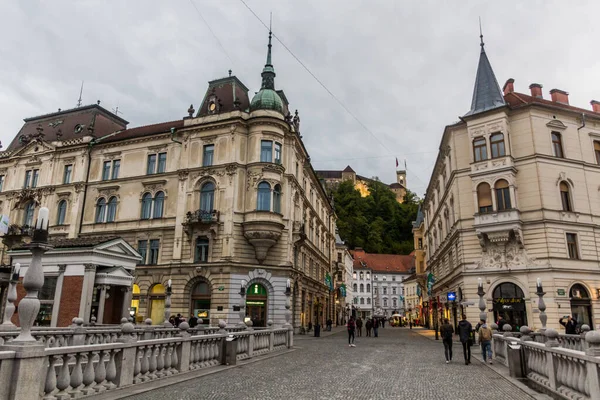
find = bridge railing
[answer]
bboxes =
[0,322,293,400]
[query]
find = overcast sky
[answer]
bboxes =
[1,1,599,196]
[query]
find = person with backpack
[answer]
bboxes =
[457,315,473,365]
[440,318,454,363]
[347,316,356,347]
[478,320,493,364]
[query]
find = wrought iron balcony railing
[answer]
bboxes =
[185,209,219,224]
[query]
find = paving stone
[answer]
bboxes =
[124,327,534,400]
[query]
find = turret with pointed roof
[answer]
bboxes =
[250,30,284,114]
[463,31,505,117]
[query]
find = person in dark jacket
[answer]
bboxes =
[372,318,379,337]
[347,316,356,347]
[440,318,454,363]
[365,318,372,337]
[560,316,578,334]
[356,317,363,337]
[457,315,473,365]
[189,315,198,328]
[496,316,507,332]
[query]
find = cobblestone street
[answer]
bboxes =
[125,327,535,400]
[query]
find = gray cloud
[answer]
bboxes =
[1,0,599,197]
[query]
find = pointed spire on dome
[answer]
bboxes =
[464,20,505,117]
[250,20,284,114]
[261,15,276,90]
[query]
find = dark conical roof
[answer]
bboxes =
[463,36,505,117]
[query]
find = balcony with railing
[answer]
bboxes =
[182,209,219,236]
[474,209,522,249]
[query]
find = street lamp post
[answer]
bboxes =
[163,279,172,327]
[433,298,439,340]
[14,207,52,343]
[284,279,292,328]
[238,281,246,327]
[477,278,487,323]
[536,278,547,332]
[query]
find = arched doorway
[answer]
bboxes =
[130,284,141,322]
[570,284,592,329]
[246,283,268,327]
[190,280,211,323]
[149,284,165,325]
[492,282,527,330]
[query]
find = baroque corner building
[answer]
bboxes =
[423,34,600,332]
[0,31,336,331]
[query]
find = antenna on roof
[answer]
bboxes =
[269,12,272,32]
[112,106,122,116]
[77,81,84,107]
[479,16,484,48]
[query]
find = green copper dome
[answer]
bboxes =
[250,89,284,113]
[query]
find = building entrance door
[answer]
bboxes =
[570,284,593,331]
[246,283,267,327]
[492,282,527,331]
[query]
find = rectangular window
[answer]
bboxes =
[496,187,512,210]
[137,240,148,265]
[490,133,506,158]
[337,253,342,263]
[566,233,579,259]
[146,154,157,175]
[0,175,4,192]
[260,140,273,162]
[552,132,564,158]
[32,169,39,188]
[111,160,120,180]
[274,142,282,164]
[195,238,209,263]
[157,152,167,173]
[37,276,58,327]
[203,145,214,167]
[392,287,397,294]
[473,137,488,162]
[595,141,600,165]
[102,161,111,181]
[149,239,160,265]
[63,164,73,184]
[24,170,31,188]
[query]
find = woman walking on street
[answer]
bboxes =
[440,318,454,363]
[457,315,473,365]
[347,316,356,347]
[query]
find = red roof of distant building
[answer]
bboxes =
[505,91,600,118]
[350,249,414,273]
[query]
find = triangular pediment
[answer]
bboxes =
[95,238,142,260]
[97,265,132,278]
[11,139,55,159]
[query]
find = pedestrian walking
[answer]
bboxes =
[347,316,356,347]
[478,320,493,364]
[189,315,198,328]
[308,321,312,332]
[496,315,507,332]
[372,317,379,337]
[356,317,363,337]
[457,315,473,365]
[381,318,385,328]
[326,318,332,331]
[365,318,372,337]
[440,318,454,364]
[559,315,578,334]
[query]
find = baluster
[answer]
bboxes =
[44,355,59,397]
[55,354,71,397]
[81,352,96,395]
[156,344,165,377]
[141,346,150,381]
[578,360,587,395]
[149,345,159,379]
[164,343,173,375]
[69,353,84,397]
[213,338,220,363]
[199,341,206,367]
[94,350,107,392]
[208,340,214,361]
[105,349,117,389]
[171,343,179,373]
[133,347,143,383]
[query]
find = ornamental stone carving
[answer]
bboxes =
[242,211,284,263]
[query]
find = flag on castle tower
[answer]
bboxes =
[396,157,399,168]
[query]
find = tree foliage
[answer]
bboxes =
[333,179,419,254]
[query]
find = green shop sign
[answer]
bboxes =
[557,289,566,296]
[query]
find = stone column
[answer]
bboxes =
[97,285,108,324]
[121,286,133,321]
[80,264,96,322]
[50,264,66,327]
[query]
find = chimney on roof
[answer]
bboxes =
[591,100,600,113]
[502,78,514,95]
[529,83,543,99]
[550,89,569,105]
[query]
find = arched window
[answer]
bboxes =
[257,181,271,211]
[24,201,35,227]
[95,198,106,223]
[273,184,281,213]
[552,132,564,158]
[490,133,505,158]
[477,183,493,213]
[195,237,209,263]
[149,284,166,324]
[367,284,371,293]
[106,196,117,222]
[493,282,525,299]
[570,284,589,299]
[495,180,511,211]
[360,284,364,293]
[57,200,67,225]
[200,182,214,212]
[141,193,152,219]
[353,283,357,292]
[191,280,211,321]
[360,298,364,305]
[153,191,164,218]
[359,272,364,280]
[367,298,371,304]
[473,137,487,162]
[560,181,572,211]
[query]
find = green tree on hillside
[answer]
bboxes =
[332,179,419,255]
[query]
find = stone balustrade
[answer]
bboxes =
[0,323,293,400]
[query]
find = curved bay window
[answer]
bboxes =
[569,284,592,330]
[257,182,271,211]
[490,133,506,158]
[149,284,166,325]
[246,283,268,327]
[273,184,282,213]
[492,282,527,331]
[200,182,214,212]
[191,281,211,322]
[477,183,493,213]
[494,180,511,211]
[560,181,572,211]
[95,198,106,223]
[473,137,488,162]
[57,200,67,225]
[141,193,152,220]
[106,196,117,222]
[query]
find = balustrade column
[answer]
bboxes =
[96,285,109,325]
[177,321,191,372]
[115,321,138,387]
[544,329,560,391]
[585,330,600,398]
